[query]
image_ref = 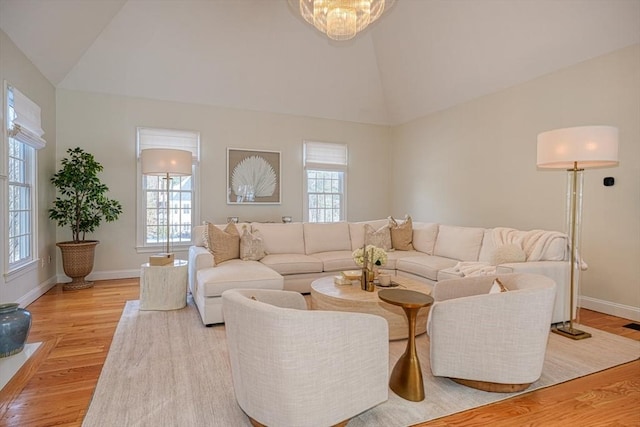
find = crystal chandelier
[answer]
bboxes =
[291,0,396,41]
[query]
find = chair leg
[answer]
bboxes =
[451,377,532,393]
[249,416,350,427]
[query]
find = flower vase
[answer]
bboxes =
[365,266,376,292]
[0,303,32,358]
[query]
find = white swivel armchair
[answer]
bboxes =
[222,288,389,427]
[427,273,556,392]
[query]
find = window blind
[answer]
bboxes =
[137,127,200,163]
[8,86,46,150]
[304,141,347,168]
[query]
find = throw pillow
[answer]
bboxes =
[240,225,266,261]
[388,215,414,251]
[204,222,240,265]
[364,223,393,251]
[490,243,526,266]
[488,278,508,294]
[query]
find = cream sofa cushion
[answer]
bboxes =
[389,215,414,251]
[198,259,282,297]
[348,219,389,250]
[260,253,323,275]
[312,251,359,272]
[204,223,240,265]
[384,250,421,270]
[396,254,458,281]
[434,225,485,261]
[240,225,266,261]
[193,225,207,247]
[477,229,495,263]
[303,222,351,254]
[251,222,305,254]
[412,222,439,255]
[364,224,392,251]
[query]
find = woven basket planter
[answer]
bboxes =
[56,241,99,290]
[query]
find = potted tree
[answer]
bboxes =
[49,147,123,290]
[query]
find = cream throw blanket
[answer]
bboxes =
[492,227,568,262]
[451,262,496,277]
[451,228,576,278]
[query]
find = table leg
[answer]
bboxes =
[389,306,425,401]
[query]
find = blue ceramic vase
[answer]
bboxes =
[0,303,32,358]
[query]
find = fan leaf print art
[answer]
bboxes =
[227,149,281,204]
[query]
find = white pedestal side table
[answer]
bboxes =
[139,260,188,310]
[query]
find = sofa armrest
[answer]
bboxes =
[188,246,213,291]
[500,261,569,281]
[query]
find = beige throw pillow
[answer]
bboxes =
[489,278,508,294]
[490,243,526,265]
[364,224,393,251]
[204,222,240,265]
[388,215,414,251]
[240,225,266,261]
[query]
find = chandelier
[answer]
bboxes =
[290,0,396,41]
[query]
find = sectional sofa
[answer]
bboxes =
[188,219,570,326]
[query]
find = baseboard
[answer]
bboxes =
[15,276,57,308]
[57,269,140,284]
[580,296,640,322]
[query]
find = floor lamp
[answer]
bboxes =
[141,148,193,266]
[537,126,619,340]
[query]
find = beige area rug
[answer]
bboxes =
[83,299,639,427]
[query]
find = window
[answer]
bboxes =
[137,128,200,250]
[4,84,45,273]
[303,141,347,222]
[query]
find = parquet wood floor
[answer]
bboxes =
[0,278,638,426]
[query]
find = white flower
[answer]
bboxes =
[352,245,387,267]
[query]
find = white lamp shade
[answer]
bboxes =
[537,126,619,169]
[141,149,192,176]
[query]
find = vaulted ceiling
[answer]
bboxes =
[1,0,639,125]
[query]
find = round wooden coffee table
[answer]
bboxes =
[310,275,432,340]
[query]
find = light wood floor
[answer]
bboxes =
[1,278,639,427]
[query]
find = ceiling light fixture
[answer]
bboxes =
[290,0,396,41]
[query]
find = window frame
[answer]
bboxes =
[3,82,40,279]
[135,127,200,253]
[303,141,348,223]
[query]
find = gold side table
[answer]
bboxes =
[378,288,434,402]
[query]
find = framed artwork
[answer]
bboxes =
[227,148,281,204]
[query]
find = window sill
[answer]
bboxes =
[135,245,191,254]
[4,259,39,282]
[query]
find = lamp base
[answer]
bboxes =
[149,253,175,266]
[552,325,592,340]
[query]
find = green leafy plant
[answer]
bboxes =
[49,147,123,242]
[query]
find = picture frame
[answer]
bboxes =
[227,148,281,204]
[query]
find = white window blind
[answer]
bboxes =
[137,127,200,163]
[8,86,46,150]
[304,141,347,168]
[303,141,347,222]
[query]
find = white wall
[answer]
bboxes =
[56,90,391,275]
[0,29,57,305]
[391,44,640,317]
